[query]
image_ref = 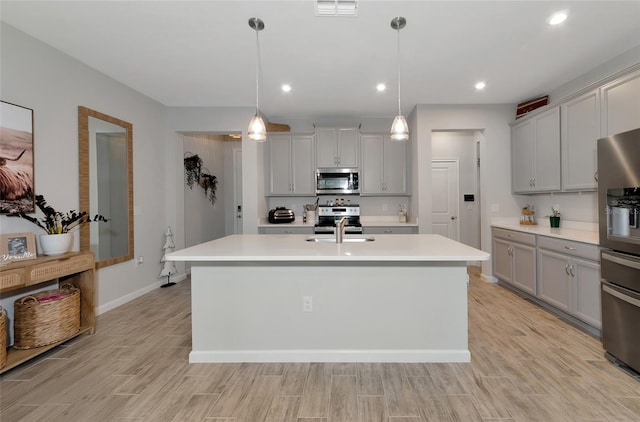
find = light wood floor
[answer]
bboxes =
[1,267,639,421]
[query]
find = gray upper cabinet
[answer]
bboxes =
[316,127,359,168]
[511,106,561,193]
[360,133,408,196]
[267,134,315,196]
[601,68,640,137]
[561,89,600,191]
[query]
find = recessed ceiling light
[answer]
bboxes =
[376,83,386,92]
[548,11,568,25]
[281,84,292,93]
[475,81,486,90]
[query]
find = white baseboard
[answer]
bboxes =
[481,274,498,283]
[97,273,187,315]
[189,349,471,363]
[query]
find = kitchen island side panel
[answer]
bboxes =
[189,261,469,362]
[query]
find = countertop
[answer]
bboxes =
[491,220,599,245]
[257,217,418,228]
[167,234,489,262]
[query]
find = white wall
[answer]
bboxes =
[164,106,262,261]
[0,23,170,314]
[182,134,227,247]
[432,131,481,249]
[413,104,519,278]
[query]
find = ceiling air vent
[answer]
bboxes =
[316,0,358,17]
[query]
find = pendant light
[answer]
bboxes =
[248,17,267,142]
[390,16,409,142]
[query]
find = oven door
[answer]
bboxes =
[601,250,640,373]
[601,280,640,373]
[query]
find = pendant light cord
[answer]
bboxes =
[255,23,261,115]
[396,26,402,116]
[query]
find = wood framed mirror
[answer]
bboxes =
[78,106,133,268]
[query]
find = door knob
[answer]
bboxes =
[450,216,457,220]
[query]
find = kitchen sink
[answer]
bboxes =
[306,236,375,243]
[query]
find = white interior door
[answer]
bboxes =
[233,148,243,234]
[432,160,459,240]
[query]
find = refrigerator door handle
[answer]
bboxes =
[603,284,640,308]
[602,252,640,271]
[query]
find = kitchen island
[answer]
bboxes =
[167,234,490,363]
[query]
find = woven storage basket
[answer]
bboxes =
[13,283,80,349]
[0,305,6,369]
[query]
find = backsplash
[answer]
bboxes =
[267,196,411,218]
[519,191,598,224]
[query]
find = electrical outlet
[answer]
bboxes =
[303,296,313,312]
[137,256,144,264]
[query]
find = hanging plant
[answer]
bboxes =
[198,172,218,205]
[183,153,202,189]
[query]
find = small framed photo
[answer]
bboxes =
[0,232,37,263]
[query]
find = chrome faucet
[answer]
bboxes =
[336,217,348,243]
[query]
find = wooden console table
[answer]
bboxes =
[0,251,95,374]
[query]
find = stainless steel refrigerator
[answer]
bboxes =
[597,127,640,373]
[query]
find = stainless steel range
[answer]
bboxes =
[314,204,362,234]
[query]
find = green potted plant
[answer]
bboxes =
[10,195,108,256]
[549,207,561,228]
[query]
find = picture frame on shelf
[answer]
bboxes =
[0,232,37,263]
[0,100,35,214]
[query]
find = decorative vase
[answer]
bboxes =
[550,216,561,228]
[39,233,73,256]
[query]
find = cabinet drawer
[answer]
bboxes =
[365,226,418,235]
[260,226,314,235]
[537,236,599,261]
[0,268,26,292]
[27,253,95,286]
[492,228,536,246]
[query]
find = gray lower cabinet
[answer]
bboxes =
[536,236,601,329]
[492,228,537,295]
[259,226,314,235]
[364,226,418,235]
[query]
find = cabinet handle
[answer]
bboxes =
[565,264,570,275]
[594,171,598,182]
[569,265,575,277]
[507,234,515,238]
[564,246,576,251]
[531,178,535,187]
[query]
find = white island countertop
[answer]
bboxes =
[167,234,489,262]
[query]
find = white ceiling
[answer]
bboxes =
[2,1,639,120]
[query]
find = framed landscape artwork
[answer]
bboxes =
[0,100,35,213]
[0,232,37,263]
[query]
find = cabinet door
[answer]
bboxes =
[493,237,512,284]
[601,69,640,137]
[336,128,359,167]
[291,135,315,194]
[316,128,338,167]
[532,107,561,192]
[360,134,384,194]
[511,119,535,193]
[268,135,292,195]
[572,257,601,329]
[384,136,409,194]
[561,90,600,191]
[537,249,571,312]
[512,243,536,295]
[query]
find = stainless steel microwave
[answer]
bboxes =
[316,168,359,195]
